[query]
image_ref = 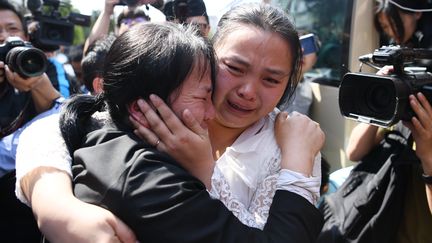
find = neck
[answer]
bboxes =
[208,119,246,160]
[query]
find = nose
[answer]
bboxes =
[237,80,257,101]
[0,30,8,44]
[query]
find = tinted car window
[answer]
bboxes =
[271,0,353,86]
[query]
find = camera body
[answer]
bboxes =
[27,0,91,49]
[339,46,432,127]
[0,36,47,78]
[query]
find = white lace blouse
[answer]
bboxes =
[208,109,321,229]
[15,109,321,229]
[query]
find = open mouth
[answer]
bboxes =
[227,100,254,113]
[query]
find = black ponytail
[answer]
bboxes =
[59,94,105,154]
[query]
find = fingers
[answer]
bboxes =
[0,64,4,83]
[181,109,206,136]
[148,94,185,133]
[276,111,289,120]
[416,92,432,118]
[4,65,41,91]
[129,116,158,144]
[110,215,137,243]
[376,65,394,76]
[409,93,432,132]
[136,98,174,143]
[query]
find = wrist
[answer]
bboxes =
[280,153,314,176]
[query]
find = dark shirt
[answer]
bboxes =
[0,82,35,137]
[72,124,324,243]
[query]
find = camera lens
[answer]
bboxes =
[365,83,394,113]
[6,46,47,77]
[46,28,62,41]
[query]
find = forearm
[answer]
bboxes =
[83,10,112,54]
[20,166,71,205]
[426,184,432,215]
[30,74,60,114]
[346,123,382,161]
[421,159,432,215]
[23,168,79,240]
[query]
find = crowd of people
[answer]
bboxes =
[0,0,431,242]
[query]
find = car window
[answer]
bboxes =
[271,0,353,86]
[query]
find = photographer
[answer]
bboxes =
[83,0,160,54]
[0,1,60,242]
[163,0,211,38]
[374,0,432,70]
[346,65,432,241]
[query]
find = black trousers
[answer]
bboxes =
[0,170,42,243]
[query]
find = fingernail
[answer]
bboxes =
[149,94,157,102]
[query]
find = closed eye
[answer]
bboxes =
[227,64,244,75]
[264,77,281,84]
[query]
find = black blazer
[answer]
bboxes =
[72,126,323,243]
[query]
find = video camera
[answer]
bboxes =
[26,0,91,49]
[339,45,432,127]
[0,36,47,78]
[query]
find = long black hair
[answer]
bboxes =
[60,22,216,153]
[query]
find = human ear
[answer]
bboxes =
[127,99,150,128]
[92,77,104,95]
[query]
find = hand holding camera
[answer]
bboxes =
[339,45,432,127]
[0,36,47,78]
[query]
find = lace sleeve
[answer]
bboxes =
[248,153,322,228]
[15,114,72,205]
[208,166,264,229]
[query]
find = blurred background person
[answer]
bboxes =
[83,0,159,54]
[0,1,61,242]
[27,20,80,98]
[345,66,432,242]
[116,6,150,36]
[374,0,432,70]
[278,31,320,117]
[164,0,211,38]
[80,34,116,95]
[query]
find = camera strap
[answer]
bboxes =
[0,90,32,139]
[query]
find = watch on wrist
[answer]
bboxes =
[422,173,432,185]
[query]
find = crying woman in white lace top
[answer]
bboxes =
[130,3,324,229]
[15,3,324,239]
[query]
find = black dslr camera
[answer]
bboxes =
[339,46,432,127]
[0,36,47,78]
[27,0,91,49]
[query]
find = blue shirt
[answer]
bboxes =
[0,99,63,178]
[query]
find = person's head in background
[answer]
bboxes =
[0,1,27,46]
[80,34,116,95]
[164,0,210,38]
[209,3,302,130]
[116,7,150,35]
[66,44,84,85]
[374,0,432,46]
